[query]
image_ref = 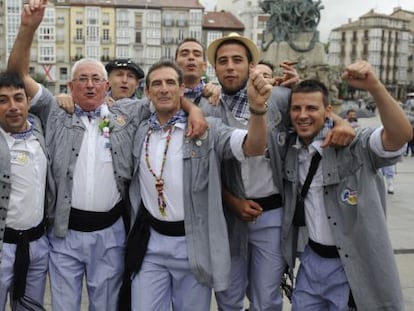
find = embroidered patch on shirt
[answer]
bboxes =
[341,188,358,206]
[10,150,29,166]
[114,114,126,126]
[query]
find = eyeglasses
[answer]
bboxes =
[72,77,107,85]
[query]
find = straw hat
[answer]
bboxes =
[207,32,260,66]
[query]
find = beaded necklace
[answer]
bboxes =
[144,126,173,217]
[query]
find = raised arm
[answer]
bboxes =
[7,0,47,98]
[342,60,413,150]
[243,66,272,156]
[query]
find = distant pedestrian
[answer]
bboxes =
[404,127,414,156]
[345,108,359,129]
[382,165,396,194]
[357,97,364,109]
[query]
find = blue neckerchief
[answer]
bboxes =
[221,87,249,120]
[74,105,101,119]
[184,81,205,103]
[11,116,34,140]
[148,109,188,131]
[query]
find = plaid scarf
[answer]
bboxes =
[184,81,205,103]
[221,87,249,120]
[74,105,101,119]
[148,109,188,131]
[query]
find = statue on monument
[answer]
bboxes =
[260,0,324,52]
[260,1,343,108]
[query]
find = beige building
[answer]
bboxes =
[215,0,268,48]
[202,11,244,80]
[0,0,204,94]
[328,8,414,98]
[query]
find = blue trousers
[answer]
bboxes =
[0,235,49,311]
[131,228,211,311]
[48,217,125,311]
[216,208,285,311]
[292,244,350,311]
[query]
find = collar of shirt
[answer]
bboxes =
[0,120,35,146]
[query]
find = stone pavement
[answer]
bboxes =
[9,115,414,310]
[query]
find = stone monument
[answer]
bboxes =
[260,0,342,107]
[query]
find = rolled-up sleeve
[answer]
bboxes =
[230,129,248,161]
[369,126,405,157]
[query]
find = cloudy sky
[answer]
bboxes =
[201,0,414,43]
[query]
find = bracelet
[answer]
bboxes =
[249,102,268,115]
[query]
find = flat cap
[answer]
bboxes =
[105,59,145,80]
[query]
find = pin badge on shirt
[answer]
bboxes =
[195,129,209,147]
[115,114,126,126]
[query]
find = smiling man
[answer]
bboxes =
[282,61,412,310]
[205,32,355,311]
[123,59,271,310]
[0,72,48,310]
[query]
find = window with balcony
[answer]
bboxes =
[86,7,99,25]
[163,13,173,27]
[178,29,184,41]
[39,45,55,63]
[86,46,99,59]
[75,29,83,42]
[60,67,68,81]
[75,12,83,25]
[57,16,65,25]
[59,85,67,93]
[117,10,129,28]
[103,13,110,26]
[135,13,143,30]
[86,26,99,42]
[135,32,142,44]
[177,13,186,27]
[189,9,202,27]
[116,46,130,59]
[38,27,55,41]
[102,29,110,43]
[43,8,55,25]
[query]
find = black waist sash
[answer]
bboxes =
[5,220,45,301]
[249,193,283,211]
[119,205,185,310]
[68,200,124,232]
[308,238,339,258]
